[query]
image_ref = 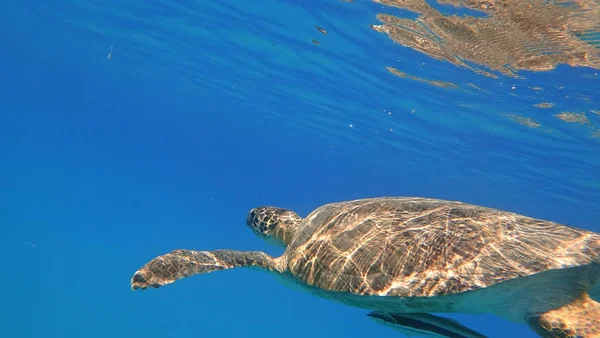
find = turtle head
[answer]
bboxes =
[246,206,302,247]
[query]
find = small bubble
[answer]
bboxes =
[349,124,353,128]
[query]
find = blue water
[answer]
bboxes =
[1,1,599,337]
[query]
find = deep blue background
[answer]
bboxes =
[1,1,599,337]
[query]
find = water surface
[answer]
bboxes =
[1,1,599,337]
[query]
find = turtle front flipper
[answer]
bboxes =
[367,311,488,338]
[131,249,281,290]
[526,291,600,338]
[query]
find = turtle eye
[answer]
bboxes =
[258,222,271,236]
[246,207,276,238]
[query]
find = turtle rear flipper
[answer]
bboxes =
[526,291,600,338]
[367,311,488,338]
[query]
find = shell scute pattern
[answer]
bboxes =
[285,197,600,298]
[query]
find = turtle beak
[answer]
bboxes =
[246,208,257,227]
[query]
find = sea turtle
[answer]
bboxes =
[130,197,600,338]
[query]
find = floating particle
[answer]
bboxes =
[555,112,590,124]
[534,102,555,108]
[315,26,328,35]
[386,67,458,89]
[504,114,541,128]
